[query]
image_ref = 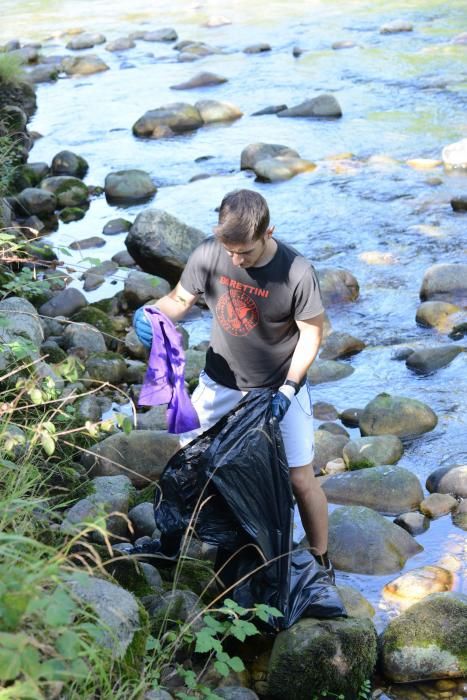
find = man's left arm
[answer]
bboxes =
[285,313,324,385]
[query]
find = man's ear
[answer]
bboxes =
[266,225,275,237]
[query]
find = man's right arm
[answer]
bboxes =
[153,282,199,322]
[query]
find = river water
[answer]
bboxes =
[3,0,466,640]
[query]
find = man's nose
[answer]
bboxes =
[232,254,244,266]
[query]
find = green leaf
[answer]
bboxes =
[226,655,244,672]
[213,660,229,677]
[40,432,56,456]
[222,599,246,615]
[44,588,76,627]
[202,615,224,634]
[38,658,69,681]
[122,416,133,435]
[195,629,220,654]
[0,647,21,680]
[254,603,283,622]
[70,657,88,678]
[56,630,81,659]
[20,646,41,679]
[232,619,259,638]
[0,591,31,629]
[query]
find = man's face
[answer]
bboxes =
[221,233,268,268]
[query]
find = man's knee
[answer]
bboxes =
[289,464,316,497]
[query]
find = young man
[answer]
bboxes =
[134,189,332,579]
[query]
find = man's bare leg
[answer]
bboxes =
[289,463,328,556]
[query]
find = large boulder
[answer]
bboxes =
[104,170,157,204]
[267,617,377,700]
[123,270,171,308]
[316,268,359,305]
[39,288,87,318]
[240,143,300,171]
[415,301,461,331]
[81,430,180,488]
[63,322,107,355]
[322,466,423,515]
[51,150,89,178]
[380,592,467,682]
[132,103,203,138]
[359,393,437,438]
[383,566,454,608]
[17,187,57,215]
[85,352,128,385]
[61,474,132,539]
[65,572,145,660]
[312,431,349,473]
[308,359,354,384]
[125,209,205,285]
[442,138,467,169]
[328,506,423,574]
[0,296,44,347]
[319,331,365,360]
[420,264,467,305]
[426,464,467,499]
[342,435,403,469]
[405,346,464,374]
[277,94,342,119]
[40,175,89,208]
[62,55,109,76]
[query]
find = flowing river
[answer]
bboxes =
[2,0,466,638]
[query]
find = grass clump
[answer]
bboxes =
[0,53,27,86]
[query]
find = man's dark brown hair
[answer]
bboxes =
[214,189,270,244]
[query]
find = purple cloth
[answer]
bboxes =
[138,307,200,434]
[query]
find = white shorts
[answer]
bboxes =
[180,371,315,468]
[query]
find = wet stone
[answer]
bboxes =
[394,512,430,536]
[70,236,106,250]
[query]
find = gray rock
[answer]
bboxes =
[142,28,178,42]
[17,187,57,215]
[339,407,362,428]
[252,156,316,182]
[144,690,174,700]
[124,359,146,384]
[103,218,132,235]
[394,512,430,535]
[277,94,342,118]
[63,323,106,356]
[312,431,349,473]
[195,99,243,124]
[124,329,148,360]
[359,393,437,438]
[426,464,467,498]
[113,250,137,267]
[215,689,259,699]
[451,196,467,212]
[267,617,377,700]
[406,345,464,374]
[244,43,271,53]
[125,208,205,285]
[317,267,359,304]
[139,563,163,591]
[40,339,66,363]
[62,474,132,538]
[105,37,136,52]
[81,430,180,488]
[170,71,227,89]
[0,296,44,347]
[442,138,467,169]
[313,401,338,420]
[380,592,467,682]
[85,352,128,385]
[332,40,357,49]
[343,435,404,468]
[129,502,157,539]
[75,395,113,422]
[420,263,467,305]
[251,104,288,116]
[66,572,142,658]
[132,103,203,138]
[184,349,207,382]
[322,465,423,515]
[380,20,413,34]
[123,270,171,308]
[51,150,89,178]
[105,170,157,204]
[317,422,350,438]
[39,288,87,318]
[308,359,354,384]
[452,499,467,530]
[337,584,375,618]
[419,493,458,519]
[40,175,89,208]
[319,331,366,360]
[136,406,167,430]
[328,505,423,574]
[60,207,86,224]
[82,261,118,292]
[147,589,204,634]
[70,236,106,250]
[240,143,300,170]
[66,32,106,49]
[415,301,461,330]
[62,54,109,76]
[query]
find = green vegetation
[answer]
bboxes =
[0,53,27,86]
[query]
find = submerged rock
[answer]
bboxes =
[380,592,467,682]
[442,138,467,169]
[380,20,413,34]
[170,71,227,89]
[267,617,377,700]
[328,506,423,574]
[277,94,342,118]
[308,359,354,384]
[317,268,359,305]
[415,301,461,331]
[359,393,437,438]
[405,345,464,374]
[322,465,423,515]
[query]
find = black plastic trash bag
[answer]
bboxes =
[154,389,346,629]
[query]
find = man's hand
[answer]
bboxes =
[133,307,153,348]
[270,384,295,423]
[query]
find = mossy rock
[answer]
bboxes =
[172,556,216,599]
[85,351,127,384]
[381,592,467,682]
[267,616,377,700]
[59,206,87,223]
[72,306,117,338]
[40,175,89,208]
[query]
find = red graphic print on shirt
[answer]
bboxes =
[216,289,259,336]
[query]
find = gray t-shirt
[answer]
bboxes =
[180,237,324,390]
